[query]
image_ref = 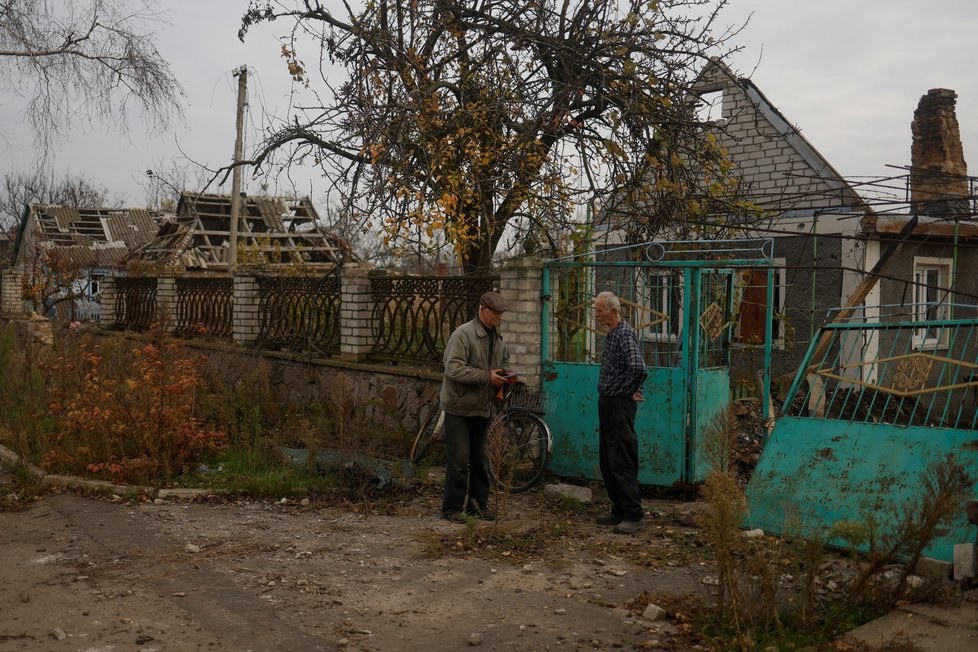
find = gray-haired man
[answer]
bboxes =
[594,291,647,534]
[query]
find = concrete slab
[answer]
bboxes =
[842,601,978,652]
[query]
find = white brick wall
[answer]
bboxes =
[0,268,24,315]
[157,276,177,331]
[499,257,544,387]
[339,265,375,361]
[701,66,840,213]
[232,272,261,345]
[100,276,116,326]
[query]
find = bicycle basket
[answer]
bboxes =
[505,385,558,414]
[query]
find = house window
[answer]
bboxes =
[912,257,951,349]
[735,260,786,346]
[634,269,682,342]
[89,274,105,296]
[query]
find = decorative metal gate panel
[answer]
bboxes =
[541,240,774,486]
[745,305,978,562]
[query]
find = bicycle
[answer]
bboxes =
[410,382,554,493]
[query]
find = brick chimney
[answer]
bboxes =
[910,88,970,217]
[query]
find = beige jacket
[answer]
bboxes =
[439,316,510,418]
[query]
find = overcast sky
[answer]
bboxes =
[1,0,976,207]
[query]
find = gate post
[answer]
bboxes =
[156,273,178,332]
[1,266,25,315]
[339,264,378,362]
[499,257,545,386]
[232,270,261,345]
[99,275,117,327]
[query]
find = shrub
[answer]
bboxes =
[42,334,226,484]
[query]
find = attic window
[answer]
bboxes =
[695,90,724,125]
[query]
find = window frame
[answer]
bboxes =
[911,256,952,350]
[633,268,683,344]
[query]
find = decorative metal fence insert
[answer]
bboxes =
[370,274,497,363]
[784,305,978,430]
[114,277,158,331]
[175,277,233,338]
[257,272,341,355]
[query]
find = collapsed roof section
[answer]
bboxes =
[691,59,873,217]
[129,193,353,269]
[17,204,163,269]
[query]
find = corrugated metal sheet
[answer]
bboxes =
[48,206,78,233]
[256,197,286,231]
[47,242,131,268]
[103,209,160,248]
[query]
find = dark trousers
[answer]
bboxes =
[598,395,643,522]
[441,413,491,516]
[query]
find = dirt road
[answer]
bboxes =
[1,463,715,652]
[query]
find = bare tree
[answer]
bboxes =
[142,157,213,212]
[0,0,183,154]
[0,165,112,230]
[237,0,750,272]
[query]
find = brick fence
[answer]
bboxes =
[14,257,549,387]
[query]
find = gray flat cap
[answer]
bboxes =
[480,291,509,312]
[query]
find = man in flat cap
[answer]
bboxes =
[438,290,514,522]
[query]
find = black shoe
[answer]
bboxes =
[596,513,623,526]
[613,519,643,535]
[466,507,496,521]
[442,512,468,523]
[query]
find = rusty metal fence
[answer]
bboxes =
[369,274,497,363]
[257,272,341,355]
[107,272,498,366]
[746,303,978,564]
[114,277,157,331]
[175,277,233,338]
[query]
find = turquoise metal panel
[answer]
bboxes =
[544,361,687,485]
[688,368,732,482]
[745,416,978,563]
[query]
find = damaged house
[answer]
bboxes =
[592,59,978,390]
[11,204,163,320]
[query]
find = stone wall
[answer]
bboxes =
[0,312,441,450]
[84,258,552,444]
[193,342,442,446]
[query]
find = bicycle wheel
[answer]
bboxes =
[411,404,444,464]
[487,411,551,493]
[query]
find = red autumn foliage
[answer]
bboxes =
[43,337,226,483]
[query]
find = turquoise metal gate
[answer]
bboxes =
[746,305,978,562]
[541,240,774,486]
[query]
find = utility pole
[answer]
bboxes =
[229,66,248,270]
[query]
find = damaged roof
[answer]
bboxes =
[15,204,164,269]
[693,59,873,216]
[129,193,353,269]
